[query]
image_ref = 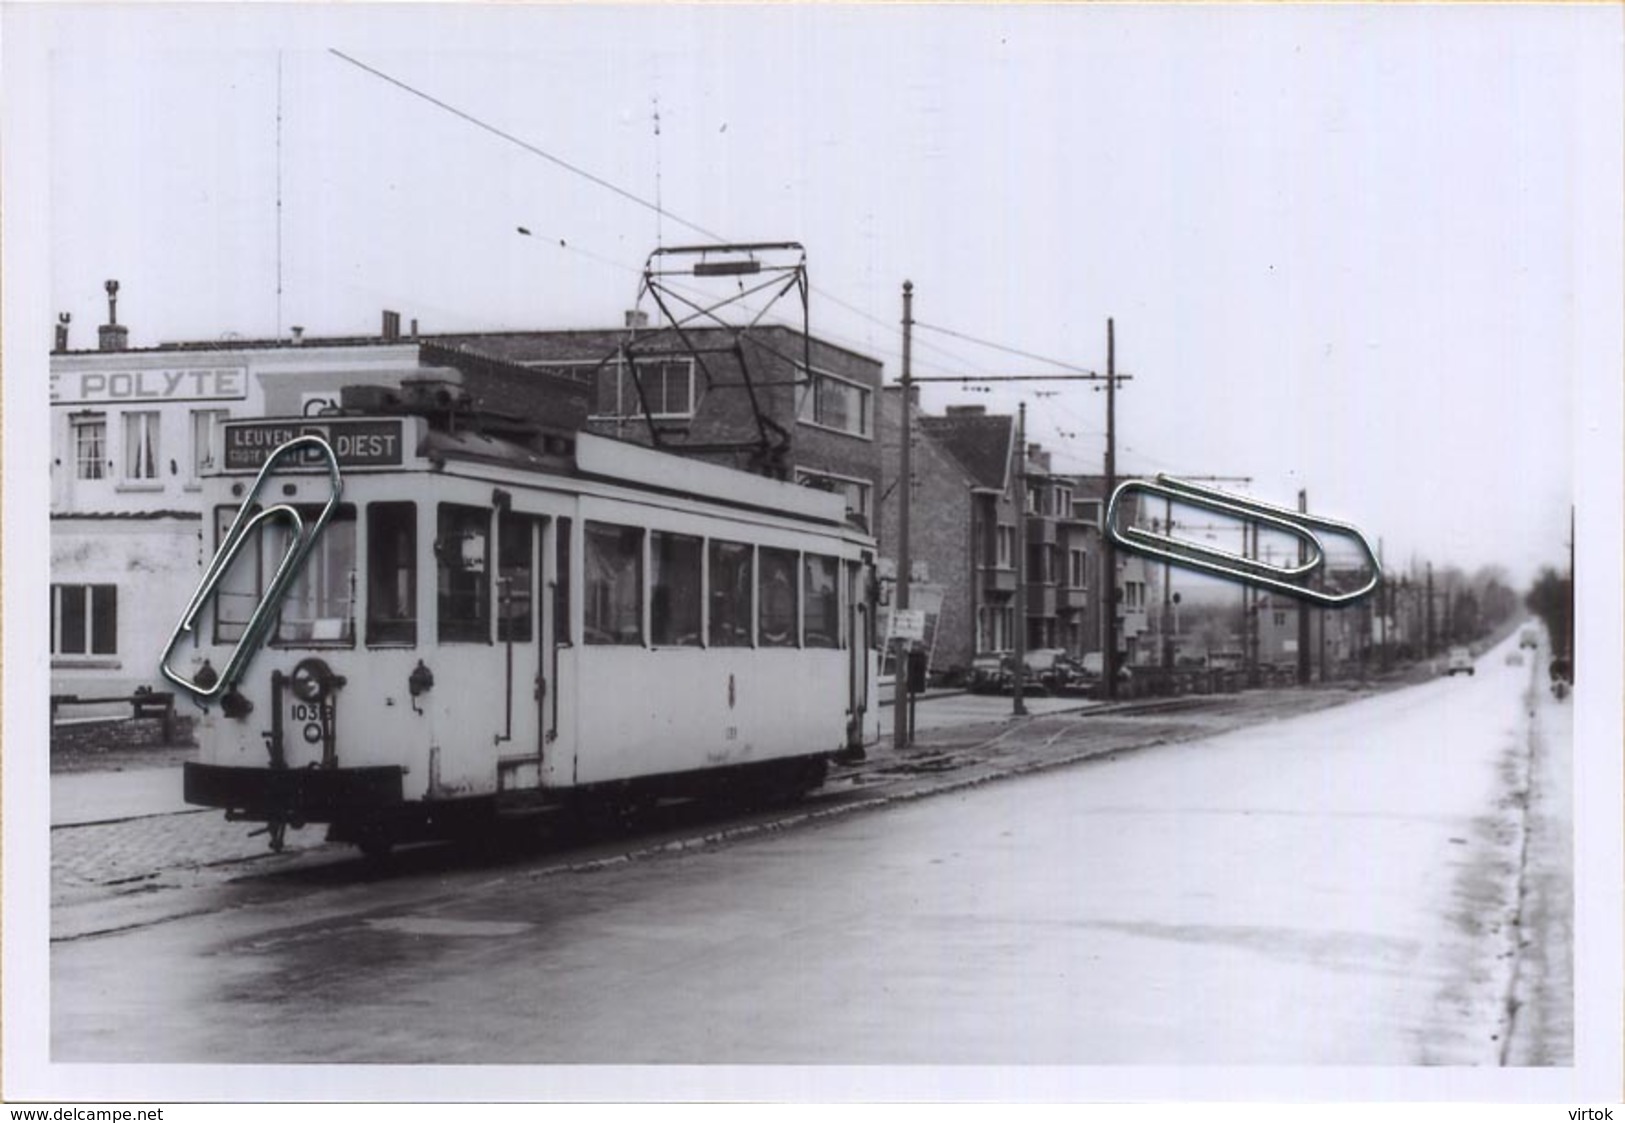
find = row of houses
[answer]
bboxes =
[49,292,1180,699]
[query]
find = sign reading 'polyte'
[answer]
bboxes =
[223,420,406,471]
[51,367,249,404]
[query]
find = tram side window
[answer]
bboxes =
[367,503,417,646]
[651,531,702,646]
[212,505,263,644]
[585,522,643,645]
[708,540,753,647]
[437,504,491,643]
[804,553,840,649]
[271,505,357,646]
[758,547,799,648]
[497,512,534,643]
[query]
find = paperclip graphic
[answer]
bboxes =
[159,434,344,699]
[1106,475,1382,607]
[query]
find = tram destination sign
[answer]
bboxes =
[223,419,407,471]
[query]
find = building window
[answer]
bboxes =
[651,531,702,647]
[1274,610,1287,628]
[1057,487,1073,515]
[597,358,696,419]
[795,469,872,523]
[803,554,840,649]
[758,547,799,648]
[367,503,417,646]
[72,416,107,480]
[1075,499,1102,527]
[435,504,490,644]
[708,540,754,647]
[123,411,160,481]
[190,409,229,480]
[995,525,1015,569]
[584,522,643,644]
[270,505,357,645]
[1070,549,1086,588]
[51,583,117,656]
[796,368,872,438]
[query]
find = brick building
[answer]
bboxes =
[434,325,883,531]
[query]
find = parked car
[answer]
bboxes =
[1445,646,1475,676]
[969,654,1008,695]
[1023,649,1084,693]
[1520,628,1539,650]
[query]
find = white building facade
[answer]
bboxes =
[50,341,434,699]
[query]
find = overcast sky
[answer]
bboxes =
[16,3,1623,588]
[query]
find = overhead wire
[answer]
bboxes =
[330,48,1078,389]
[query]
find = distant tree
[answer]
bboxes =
[1525,566,1574,667]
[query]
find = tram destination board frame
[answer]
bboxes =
[223,418,409,472]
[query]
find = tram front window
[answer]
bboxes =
[270,505,357,646]
[438,504,491,643]
[212,505,263,644]
[367,502,417,645]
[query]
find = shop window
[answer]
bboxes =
[367,503,417,645]
[758,547,799,648]
[584,522,643,644]
[708,540,753,647]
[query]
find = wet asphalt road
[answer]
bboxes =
[49,638,1572,1075]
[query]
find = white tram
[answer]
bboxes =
[176,399,879,852]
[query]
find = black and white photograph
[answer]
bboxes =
[4,2,1621,1106]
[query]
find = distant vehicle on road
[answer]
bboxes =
[1506,651,1524,666]
[1445,646,1475,676]
[1520,628,1539,650]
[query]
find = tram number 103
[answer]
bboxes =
[291,701,336,745]
[290,702,334,724]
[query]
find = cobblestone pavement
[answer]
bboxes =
[48,685,1386,941]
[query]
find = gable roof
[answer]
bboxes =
[917,412,1016,492]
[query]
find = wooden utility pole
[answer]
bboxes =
[893,280,914,750]
[1297,489,1312,685]
[1012,402,1029,716]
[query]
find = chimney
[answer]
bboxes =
[98,280,129,352]
[382,309,401,342]
[944,404,986,417]
[624,309,649,329]
[54,313,71,352]
[290,325,305,346]
[410,318,419,338]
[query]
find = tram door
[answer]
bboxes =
[846,559,871,749]
[496,512,547,791]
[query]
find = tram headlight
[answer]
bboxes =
[221,689,254,720]
[290,657,337,703]
[408,660,434,697]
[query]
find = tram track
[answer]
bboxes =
[50,682,1395,945]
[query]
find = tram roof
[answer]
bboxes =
[423,424,851,528]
